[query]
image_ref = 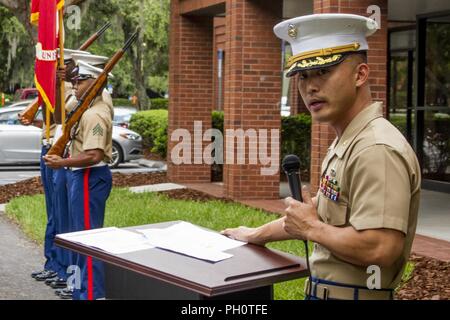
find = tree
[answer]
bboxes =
[107,0,169,109]
[0,0,85,41]
[0,0,169,105]
[56,0,169,108]
[0,0,87,92]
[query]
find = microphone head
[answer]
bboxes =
[282,154,301,173]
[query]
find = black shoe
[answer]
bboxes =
[55,288,73,299]
[35,270,57,281]
[50,278,68,289]
[44,276,59,286]
[55,287,73,296]
[31,269,46,278]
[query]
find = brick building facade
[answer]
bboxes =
[168,0,388,199]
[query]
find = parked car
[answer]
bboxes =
[3,99,35,108]
[113,106,137,129]
[0,106,143,168]
[14,88,39,101]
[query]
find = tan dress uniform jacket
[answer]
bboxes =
[70,90,113,164]
[311,102,421,293]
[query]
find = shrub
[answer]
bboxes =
[212,110,224,132]
[150,98,168,110]
[113,98,134,107]
[129,110,168,158]
[281,114,312,178]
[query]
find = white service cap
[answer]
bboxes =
[62,48,91,61]
[74,61,114,80]
[71,53,109,68]
[273,14,378,77]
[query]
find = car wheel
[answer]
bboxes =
[109,142,123,169]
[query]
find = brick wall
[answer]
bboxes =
[223,0,283,199]
[167,1,215,183]
[309,0,388,192]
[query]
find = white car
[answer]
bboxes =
[0,106,143,167]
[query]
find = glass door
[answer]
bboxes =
[417,14,450,186]
[388,28,416,146]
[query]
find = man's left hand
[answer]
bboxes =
[43,155,64,169]
[283,186,320,240]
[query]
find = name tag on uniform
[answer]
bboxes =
[320,173,340,202]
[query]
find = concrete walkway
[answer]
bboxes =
[416,189,450,242]
[0,210,57,300]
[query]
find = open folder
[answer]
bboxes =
[57,221,247,263]
[137,221,247,262]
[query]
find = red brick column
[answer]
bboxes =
[167,1,214,183]
[309,0,388,192]
[223,0,283,199]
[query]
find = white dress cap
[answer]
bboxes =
[71,53,109,68]
[273,14,378,76]
[76,61,114,79]
[61,48,91,61]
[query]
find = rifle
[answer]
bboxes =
[19,22,112,124]
[47,31,138,157]
[78,22,111,51]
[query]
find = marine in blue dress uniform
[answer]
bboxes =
[44,61,114,300]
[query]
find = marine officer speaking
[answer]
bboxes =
[222,14,421,300]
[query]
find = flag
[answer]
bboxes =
[32,0,64,114]
[30,0,64,26]
[30,0,40,25]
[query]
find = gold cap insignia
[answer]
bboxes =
[288,24,298,39]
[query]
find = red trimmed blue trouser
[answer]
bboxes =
[40,146,57,272]
[68,165,112,300]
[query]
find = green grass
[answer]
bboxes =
[396,261,415,293]
[5,188,309,300]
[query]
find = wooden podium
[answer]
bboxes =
[55,221,309,300]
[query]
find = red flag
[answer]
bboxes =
[33,0,59,114]
[30,0,64,25]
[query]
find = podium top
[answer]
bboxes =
[55,221,309,296]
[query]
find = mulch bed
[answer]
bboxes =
[0,172,216,204]
[395,254,450,300]
[1,171,449,300]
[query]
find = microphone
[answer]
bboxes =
[282,154,312,296]
[282,154,303,202]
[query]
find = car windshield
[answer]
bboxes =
[0,111,20,125]
[114,114,132,124]
[0,109,43,125]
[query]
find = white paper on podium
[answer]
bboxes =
[57,227,155,254]
[137,221,246,262]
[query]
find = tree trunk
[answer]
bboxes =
[122,9,149,111]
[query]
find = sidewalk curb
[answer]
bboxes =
[135,159,166,169]
[0,203,6,215]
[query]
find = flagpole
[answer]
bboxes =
[58,7,65,132]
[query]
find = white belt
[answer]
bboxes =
[69,161,108,171]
